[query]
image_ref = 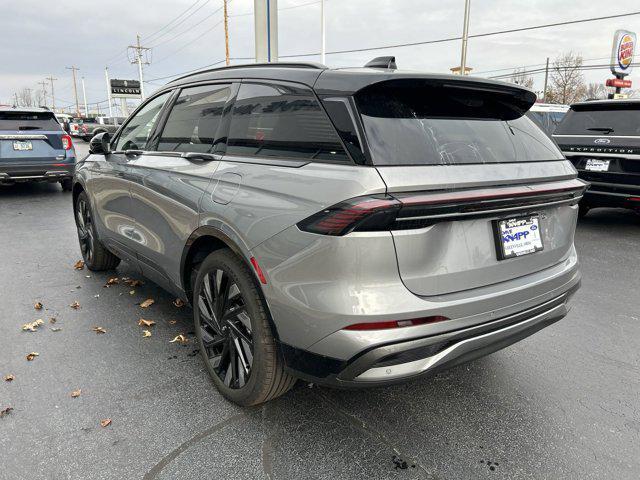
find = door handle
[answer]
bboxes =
[181,152,218,162]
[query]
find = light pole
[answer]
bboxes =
[320,0,326,65]
[105,67,113,118]
[81,77,88,116]
[460,0,471,75]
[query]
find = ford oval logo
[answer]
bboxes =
[594,138,611,144]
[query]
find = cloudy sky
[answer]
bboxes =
[1,0,639,111]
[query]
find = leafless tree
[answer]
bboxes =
[17,88,34,107]
[509,68,534,89]
[583,83,608,101]
[546,52,587,104]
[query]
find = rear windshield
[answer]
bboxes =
[526,110,566,134]
[356,81,562,166]
[554,103,640,136]
[0,111,61,131]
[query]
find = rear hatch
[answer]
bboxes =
[355,79,584,296]
[553,101,640,195]
[0,110,66,165]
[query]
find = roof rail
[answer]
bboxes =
[170,61,327,83]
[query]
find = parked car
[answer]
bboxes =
[72,60,585,406]
[55,113,73,133]
[77,116,126,142]
[526,103,569,135]
[0,106,76,190]
[69,117,98,140]
[554,99,640,216]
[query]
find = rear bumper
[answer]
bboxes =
[0,163,74,183]
[582,180,640,208]
[281,281,580,387]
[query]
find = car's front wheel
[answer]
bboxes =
[74,191,120,270]
[193,249,296,406]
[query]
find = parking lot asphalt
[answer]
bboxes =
[1,141,639,480]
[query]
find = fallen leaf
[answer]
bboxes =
[51,327,62,332]
[0,407,13,417]
[69,301,81,310]
[22,319,44,332]
[123,278,143,287]
[129,290,135,295]
[26,352,39,361]
[105,277,119,286]
[4,374,14,382]
[73,260,85,270]
[173,298,185,308]
[49,317,57,324]
[142,330,152,338]
[139,298,155,309]
[92,326,107,334]
[138,318,156,328]
[71,389,81,398]
[168,320,177,325]
[100,418,111,428]
[34,302,43,310]
[169,334,189,344]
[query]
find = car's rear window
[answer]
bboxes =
[554,103,640,136]
[0,111,61,131]
[355,80,563,166]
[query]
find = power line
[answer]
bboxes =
[278,10,640,58]
[142,0,206,42]
[148,3,224,49]
[489,62,640,80]
[230,0,320,17]
[153,19,224,64]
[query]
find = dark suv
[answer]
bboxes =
[0,107,76,190]
[554,99,640,216]
[73,60,583,406]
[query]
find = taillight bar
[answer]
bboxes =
[297,179,588,236]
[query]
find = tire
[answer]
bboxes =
[193,249,296,406]
[74,191,120,271]
[60,178,72,191]
[578,202,590,219]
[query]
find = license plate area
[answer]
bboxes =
[13,140,33,151]
[493,215,544,260]
[585,159,610,172]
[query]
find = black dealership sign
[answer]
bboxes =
[110,79,141,98]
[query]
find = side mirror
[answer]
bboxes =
[89,132,112,155]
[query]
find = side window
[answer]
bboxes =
[226,83,349,162]
[156,84,231,153]
[114,92,170,151]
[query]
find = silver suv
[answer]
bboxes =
[72,59,585,406]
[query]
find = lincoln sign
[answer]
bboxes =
[610,29,636,77]
[110,79,141,99]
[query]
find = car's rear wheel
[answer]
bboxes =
[74,191,120,271]
[578,202,590,219]
[193,249,296,406]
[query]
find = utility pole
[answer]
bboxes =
[66,66,81,116]
[320,0,326,65]
[81,77,89,116]
[46,75,57,111]
[254,0,278,62]
[223,0,230,66]
[128,34,151,99]
[542,57,550,102]
[37,80,48,108]
[105,67,113,118]
[13,92,19,107]
[460,0,471,75]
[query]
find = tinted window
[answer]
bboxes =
[0,111,60,131]
[115,92,170,151]
[555,104,640,136]
[357,81,562,165]
[157,84,231,153]
[226,83,348,162]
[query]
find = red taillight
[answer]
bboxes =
[629,197,640,202]
[297,179,588,236]
[61,134,73,150]
[250,257,267,284]
[343,316,449,331]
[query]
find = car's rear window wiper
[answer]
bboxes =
[587,127,614,134]
[18,126,41,130]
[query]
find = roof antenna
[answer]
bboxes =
[364,56,397,70]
